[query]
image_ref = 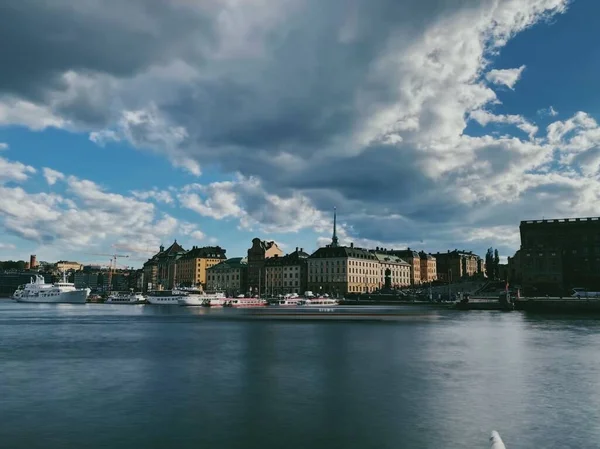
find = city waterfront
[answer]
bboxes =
[2,302,600,448]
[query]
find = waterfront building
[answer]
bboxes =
[247,238,283,295]
[175,246,227,289]
[433,250,481,281]
[371,252,411,288]
[142,253,159,292]
[206,257,248,296]
[381,248,422,285]
[30,255,38,269]
[308,243,379,296]
[517,216,600,294]
[142,241,187,290]
[55,260,82,272]
[419,251,437,283]
[264,248,309,295]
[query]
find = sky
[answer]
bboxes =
[1,0,600,268]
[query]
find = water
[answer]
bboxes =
[2,301,600,449]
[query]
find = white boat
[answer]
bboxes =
[277,298,303,306]
[303,297,338,307]
[106,291,146,304]
[178,292,226,307]
[12,274,90,304]
[146,290,188,305]
[224,297,268,308]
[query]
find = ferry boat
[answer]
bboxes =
[277,298,303,306]
[303,297,338,307]
[178,292,226,306]
[12,274,90,304]
[105,291,146,304]
[146,290,188,305]
[223,297,268,308]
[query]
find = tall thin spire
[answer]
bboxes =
[331,207,339,247]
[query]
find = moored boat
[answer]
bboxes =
[146,290,188,305]
[303,297,338,307]
[223,297,268,308]
[178,292,226,306]
[12,274,90,304]
[106,291,146,304]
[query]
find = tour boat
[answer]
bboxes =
[12,274,90,304]
[105,292,146,304]
[277,298,303,306]
[178,292,226,306]
[223,297,268,308]
[146,290,188,305]
[303,297,338,307]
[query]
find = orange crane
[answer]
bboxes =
[90,253,129,291]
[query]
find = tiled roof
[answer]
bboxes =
[265,250,309,267]
[309,246,377,260]
[207,257,248,271]
[180,246,226,260]
[372,252,410,265]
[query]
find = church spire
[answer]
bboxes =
[331,207,339,247]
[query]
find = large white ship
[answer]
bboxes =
[12,274,90,304]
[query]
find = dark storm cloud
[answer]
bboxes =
[0,0,213,101]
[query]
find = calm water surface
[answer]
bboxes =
[2,301,600,448]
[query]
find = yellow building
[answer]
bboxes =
[55,260,82,272]
[373,253,411,288]
[307,243,380,296]
[176,246,227,289]
[419,251,437,283]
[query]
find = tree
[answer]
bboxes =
[485,248,494,279]
[493,249,500,280]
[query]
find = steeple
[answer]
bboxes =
[331,207,339,247]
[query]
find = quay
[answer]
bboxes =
[514,297,600,313]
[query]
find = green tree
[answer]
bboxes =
[493,249,500,280]
[485,248,494,279]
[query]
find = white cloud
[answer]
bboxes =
[0,169,180,260]
[131,188,174,204]
[485,65,526,90]
[0,157,36,184]
[0,98,68,131]
[89,129,120,146]
[0,242,16,250]
[470,109,538,138]
[0,143,8,150]
[538,106,558,117]
[178,175,325,234]
[42,167,65,186]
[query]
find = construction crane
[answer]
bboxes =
[90,253,129,292]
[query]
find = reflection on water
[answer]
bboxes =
[1,302,600,448]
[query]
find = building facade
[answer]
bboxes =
[55,261,82,272]
[433,250,480,281]
[176,246,227,289]
[206,257,248,296]
[518,217,600,294]
[381,249,422,285]
[142,256,159,292]
[247,238,283,295]
[372,252,411,288]
[141,241,187,290]
[264,248,309,295]
[419,252,437,283]
[307,244,380,296]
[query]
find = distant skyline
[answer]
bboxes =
[2,0,600,268]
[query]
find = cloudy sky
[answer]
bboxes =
[1,0,599,267]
